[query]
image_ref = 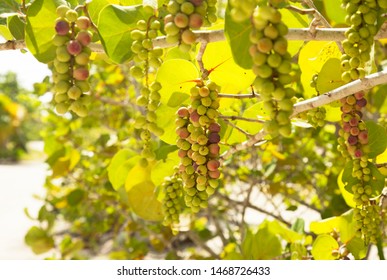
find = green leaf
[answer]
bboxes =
[25,226,54,254]
[338,168,356,208]
[98,4,151,63]
[266,220,304,243]
[155,103,179,145]
[156,59,199,106]
[7,14,25,40]
[151,154,179,187]
[224,2,252,69]
[87,0,117,26]
[25,0,66,63]
[107,149,139,191]
[366,120,387,158]
[322,0,347,25]
[0,24,13,40]
[66,189,85,206]
[310,216,341,235]
[242,223,282,260]
[311,234,339,260]
[252,225,282,259]
[202,40,255,93]
[299,42,341,98]
[347,237,368,260]
[127,181,164,221]
[316,58,345,94]
[125,161,154,192]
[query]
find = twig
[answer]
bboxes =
[218,93,260,99]
[376,162,387,168]
[222,119,252,137]
[287,6,315,15]
[186,231,219,259]
[218,193,291,227]
[196,41,208,77]
[219,114,264,123]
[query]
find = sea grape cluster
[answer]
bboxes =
[51,5,93,117]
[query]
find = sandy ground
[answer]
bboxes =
[0,161,47,259]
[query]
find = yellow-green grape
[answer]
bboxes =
[250,4,295,137]
[164,0,217,52]
[162,175,183,226]
[51,6,92,117]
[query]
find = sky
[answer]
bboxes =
[0,40,51,90]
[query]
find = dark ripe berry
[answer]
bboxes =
[73,67,89,80]
[207,159,220,171]
[209,122,221,133]
[67,40,82,55]
[177,107,190,118]
[356,98,367,107]
[208,132,220,144]
[55,20,70,35]
[348,135,358,145]
[190,110,200,123]
[354,149,362,158]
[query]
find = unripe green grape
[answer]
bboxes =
[65,10,78,23]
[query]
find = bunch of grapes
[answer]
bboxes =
[162,175,184,226]
[51,5,93,117]
[131,16,165,163]
[337,93,369,160]
[175,80,221,213]
[340,0,380,83]
[164,0,217,52]
[249,4,296,137]
[353,203,381,244]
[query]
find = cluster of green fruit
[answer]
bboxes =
[353,203,381,244]
[51,5,92,117]
[229,0,287,22]
[164,0,217,52]
[249,4,296,137]
[175,80,221,213]
[131,17,165,163]
[130,17,163,78]
[340,0,382,82]
[162,174,183,226]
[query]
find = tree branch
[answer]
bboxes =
[3,28,387,52]
[219,114,264,123]
[221,69,387,160]
[292,69,387,117]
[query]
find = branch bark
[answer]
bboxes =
[3,27,387,52]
